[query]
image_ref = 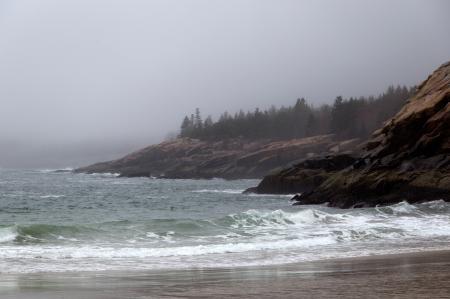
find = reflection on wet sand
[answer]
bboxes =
[1,250,450,298]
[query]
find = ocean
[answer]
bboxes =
[1,168,450,274]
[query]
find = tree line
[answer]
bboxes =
[179,85,415,141]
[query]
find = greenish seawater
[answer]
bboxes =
[0,169,449,273]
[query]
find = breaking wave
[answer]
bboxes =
[39,167,73,173]
[1,200,449,246]
[192,189,244,194]
[88,172,121,177]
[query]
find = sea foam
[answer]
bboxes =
[0,226,18,243]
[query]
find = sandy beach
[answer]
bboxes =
[1,250,449,299]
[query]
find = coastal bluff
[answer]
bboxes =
[75,135,361,179]
[248,61,450,208]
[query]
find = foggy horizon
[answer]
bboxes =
[1,0,449,168]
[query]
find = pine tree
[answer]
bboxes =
[194,108,202,129]
[180,116,191,137]
[204,115,213,127]
[305,113,316,137]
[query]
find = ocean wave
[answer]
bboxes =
[0,226,18,243]
[0,224,101,244]
[191,189,294,197]
[217,208,350,230]
[192,189,244,194]
[214,203,450,241]
[417,199,450,212]
[39,195,65,199]
[374,201,424,216]
[2,200,449,245]
[38,168,73,173]
[246,193,296,198]
[0,236,336,261]
[88,172,121,177]
[2,245,449,274]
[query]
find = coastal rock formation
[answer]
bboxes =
[244,154,356,194]
[75,135,361,179]
[249,61,450,208]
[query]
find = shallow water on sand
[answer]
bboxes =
[2,251,450,299]
[1,169,450,274]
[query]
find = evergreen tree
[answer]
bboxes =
[305,113,317,137]
[194,108,202,129]
[204,115,213,127]
[180,116,191,137]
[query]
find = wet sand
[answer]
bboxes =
[1,250,450,298]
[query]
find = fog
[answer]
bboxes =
[0,0,449,168]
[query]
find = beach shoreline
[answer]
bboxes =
[1,249,450,298]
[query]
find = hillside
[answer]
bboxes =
[249,61,450,207]
[75,135,361,179]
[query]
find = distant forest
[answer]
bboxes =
[179,85,415,141]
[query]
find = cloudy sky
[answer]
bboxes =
[0,0,449,168]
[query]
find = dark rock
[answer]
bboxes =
[244,154,357,194]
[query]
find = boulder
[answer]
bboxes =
[244,154,356,194]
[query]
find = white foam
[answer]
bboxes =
[39,195,65,199]
[0,236,336,261]
[89,172,121,177]
[0,226,17,243]
[38,167,73,173]
[246,193,296,198]
[192,189,244,194]
[223,205,450,244]
[1,241,449,274]
[418,199,448,210]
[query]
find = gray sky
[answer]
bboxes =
[0,0,449,168]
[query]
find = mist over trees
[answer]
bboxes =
[179,85,415,141]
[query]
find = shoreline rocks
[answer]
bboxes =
[244,154,356,194]
[247,61,450,208]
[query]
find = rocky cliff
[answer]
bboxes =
[75,135,361,179]
[249,61,450,207]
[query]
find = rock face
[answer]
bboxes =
[75,135,361,179]
[249,61,450,208]
[244,154,356,194]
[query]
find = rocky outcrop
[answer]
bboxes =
[244,154,356,194]
[75,135,361,179]
[249,61,450,208]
